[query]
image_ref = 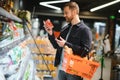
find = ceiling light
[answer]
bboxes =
[40,4,61,10]
[40,0,70,11]
[118,10,120,13]
[90,0,120,12]
[40,0,70,4]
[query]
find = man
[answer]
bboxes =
[44,2,92,80]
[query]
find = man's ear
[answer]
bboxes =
[73,9,77,15]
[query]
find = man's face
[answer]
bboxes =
[63,6,74,22]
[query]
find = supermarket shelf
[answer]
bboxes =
[0,35,29,55]
[33,55,55,61]
[31,48,56,55]
[0,7,22,23]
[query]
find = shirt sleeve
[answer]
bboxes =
[48,32,59,49]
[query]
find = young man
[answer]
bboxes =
[44,2,92,80]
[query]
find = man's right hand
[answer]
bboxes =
[43,19,54,35]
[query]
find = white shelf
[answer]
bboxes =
[0,7,22,23]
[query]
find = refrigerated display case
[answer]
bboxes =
[0,7,36,80]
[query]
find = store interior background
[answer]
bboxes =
[13,0,120,80]
[0,0,120,80]
[21,0,120,52]
[22,0,120,80]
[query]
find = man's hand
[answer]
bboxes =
[43,19,53,35]
[55,36,66,47]
[64,46,73,54]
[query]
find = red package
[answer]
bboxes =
[45,19,54,28]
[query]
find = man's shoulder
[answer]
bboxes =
[77,21,88,29]
[61,24,69,32]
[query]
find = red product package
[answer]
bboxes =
[44,19,54,28]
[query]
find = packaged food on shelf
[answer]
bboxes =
[26,36,57,79]
[0,5,37,80]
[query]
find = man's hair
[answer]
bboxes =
[64,1,79,14]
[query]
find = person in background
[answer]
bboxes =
[44,1,92,80]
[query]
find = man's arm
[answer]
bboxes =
[48,32,60,49]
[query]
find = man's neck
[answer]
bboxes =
[71,15,80,26]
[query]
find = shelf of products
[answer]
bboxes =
[0,4,38,80]
[0,7,22,23]
[0,38,36,80]
[1,1,55,80]
[27,37,57,79]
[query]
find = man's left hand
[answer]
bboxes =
[55,36,66,47]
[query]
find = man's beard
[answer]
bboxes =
[66,17,73,22]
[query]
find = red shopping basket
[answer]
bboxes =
[62,52,100,80]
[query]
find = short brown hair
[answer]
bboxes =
[64,2,79,14]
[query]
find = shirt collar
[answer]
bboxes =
[70,20,83,27]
